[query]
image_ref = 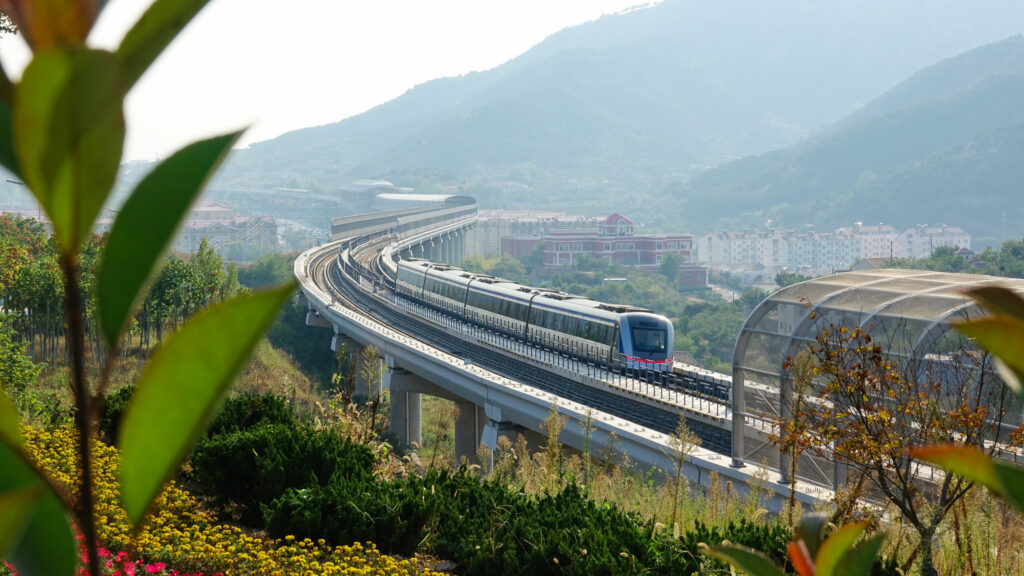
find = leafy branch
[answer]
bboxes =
[0,1,294,575]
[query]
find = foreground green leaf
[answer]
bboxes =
[0,34,17,176]
[955,316,1024,394]
[5,490,75,576]
[912,444,1024,514]
[910,446,1001,492]
[118,0,216,89]
[815,522,867,576]
[118,283,295,524]
[706,544,787,576]
[14,49,125,254]
[0,403,74,576]
[0,391,22,450]
[795,514,827,560]
[97,131,243,347]
[993,459,1024,512]
[963,286,1024,322]
[0,485,38,557]
[0,97,18,178]
[835,534,886,576]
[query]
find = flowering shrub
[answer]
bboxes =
[16,426,442,576]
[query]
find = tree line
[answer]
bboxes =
[0,214,243,368]
[887,239,1024,277]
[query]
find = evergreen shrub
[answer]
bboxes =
[98,385,135,443]
[190,422,372,524]
[204,392,295,437]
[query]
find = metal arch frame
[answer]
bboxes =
[731,270,996,476]
[739,270,1024,483]
[733,272,911,471]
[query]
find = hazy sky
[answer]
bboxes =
[0,0,648,162]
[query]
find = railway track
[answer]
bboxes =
[307,239,734,455]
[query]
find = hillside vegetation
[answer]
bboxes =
[672,36,1024,239]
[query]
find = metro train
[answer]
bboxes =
[395,259,674,372]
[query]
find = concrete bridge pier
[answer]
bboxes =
[331,333,384,400]
[454,401,488,465]
[387,367,426,447]
[306,309,333,330]
[445,232,456,264]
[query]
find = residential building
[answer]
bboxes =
[542,213,698,272]
[898,225,971,259]
[172,200,278,261]
[835,222,900,259]
[472,210,602,257]
[697,222,973,277]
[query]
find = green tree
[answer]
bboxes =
[190,237,227,302]
[774,270,811,288]
[238,252,291,290]
[659,251,685,281]
[488,255,528,283]
[521,243,545,276]
[0,314,42,401]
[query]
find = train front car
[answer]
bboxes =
[618,312,674,372]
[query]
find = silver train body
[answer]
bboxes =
[395,259,674,372]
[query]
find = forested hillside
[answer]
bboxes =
[670,36,1024,240]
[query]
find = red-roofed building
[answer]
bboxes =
[542,214,706,284]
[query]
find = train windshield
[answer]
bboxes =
[630,327,668,355]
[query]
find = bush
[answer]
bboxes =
[676,520,792,574]
[204,392,295,437]
[100,389,294,444]
[265,468,457,556]
[433,481,672,576]
[191,422,372,525]
[268,467,723,575]
[98,385,135,443]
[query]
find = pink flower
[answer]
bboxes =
[145,562,166,574]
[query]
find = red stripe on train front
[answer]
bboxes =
[624,355,672,364]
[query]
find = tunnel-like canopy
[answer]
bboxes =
[731,268,1024,486]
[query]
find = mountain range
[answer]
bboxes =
[217,0,1024,241]
[675,35,1024,240]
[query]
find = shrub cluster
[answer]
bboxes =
[18,425,442,576]
[109,391,888,575]
[191,422,372,525]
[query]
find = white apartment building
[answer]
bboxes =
[898,225,971,259]
[835,222,900,259]
[697,223,970,275]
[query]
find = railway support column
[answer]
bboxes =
[454,401,486,466]
[458,228,467,264]
[331,334,384,402]
[387,368,425,448]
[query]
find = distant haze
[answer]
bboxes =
[0,0,648,162]
[223,1,1024,187]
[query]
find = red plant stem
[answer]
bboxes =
[61,252,101,576]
